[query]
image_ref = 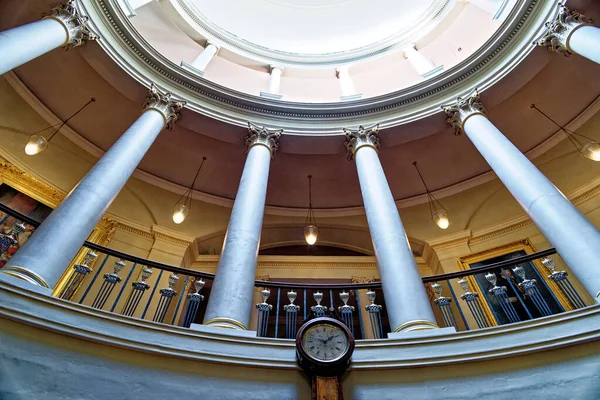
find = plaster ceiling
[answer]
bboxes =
[1,0,600,212]
[188,0,437,54]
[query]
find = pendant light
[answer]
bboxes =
[531,104,600,161]
[303,174,318,245]
[25,98,95,155]
[172,156,207,224]
[413,161,449,229]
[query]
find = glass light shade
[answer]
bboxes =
[25,134,48,155]
[172,203,189,224]
[581,142,600,161]
[303,224,318,245]
[432,209,449,229]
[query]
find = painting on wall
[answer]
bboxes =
[0,184,53,267]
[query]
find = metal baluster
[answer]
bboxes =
[121,267,152,317]
[274,288,281,338]
[338,291,355,335]
[152,273,179,323]
[446,279,470,330]
[311,291,327,317]
[355,290,366,339]
[513,265,553,317]
[110,262,137,312]
[485,272,520,324]
[141,269,164,319]
[171,275,191,325]
[284,290,300,339]
[79,254,110,304]
[256,288,272,337]
[457,278,490,329]
[0,222,25,256]
[182,278,205,328]
[542,257,586,309]
[59,250,98,300]
[500,269,533,320]
[431,283,458,329]
[91,260,126,309]
[364,290,383,339]
[303,289,307,320]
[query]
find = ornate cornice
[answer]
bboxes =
[538,5,594,56]
[78,0,557,134]
[0,160,64,208]
[441,88,486,136]
[43,1,98,49]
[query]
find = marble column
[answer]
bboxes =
[539,5,600,65]
[0,1,96,76]
[401,45,444,79]
[345,126,438,332]
[2,86,184,289]
[182,43,219,76]
[203,124,281,330]
[443,88,600,301]
[260,66,283,100]
[336,67,362,101]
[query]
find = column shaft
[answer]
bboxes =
[464,114,600,299]
[203,144,273,329]
[0,19,67,75]
[568,25,600,65]
[191,44,218,72]
[354,146,437,332]
[267,67,282,95]
[4,109,168,288]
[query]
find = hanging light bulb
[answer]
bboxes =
[172,203,189,224]
[581,142,600,161]
[531,104,600,162]
[303,174,319,245]
[413,161,450,230]
[171,157,207,224]
[304,225,319,245]
[432,209,450,230]
[25,134,48,155]
[24,98,95,156]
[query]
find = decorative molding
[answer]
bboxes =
[343,125,380,161]
[43,0,98,49]
[246,122,282,157]
[76,0,558,134]
[441,88,486,136]
[0,160,65,208]
[142,84,186,130]
[538,5,593,56]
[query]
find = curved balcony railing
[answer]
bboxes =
[0,203,589,340]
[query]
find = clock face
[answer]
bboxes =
[301,323,349,362]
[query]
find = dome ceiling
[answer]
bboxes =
[188,0,439,55]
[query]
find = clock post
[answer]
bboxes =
[296,317,355,400]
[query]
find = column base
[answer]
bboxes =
[388,326,456,339]
[340,93,362,102]
[191,323,257,337]
[203,317,248,330]
[1,266,50,288]
[0,269,52,295]
[260,92,283,100]
[180,61,205,77]
[393,319,439,333]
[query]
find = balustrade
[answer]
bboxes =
[0,203,591,339]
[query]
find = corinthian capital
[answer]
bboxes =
[143,84,186,130]
[538,5,594,56]
[43,1,97,49]
[441,88,486,136]
[246,122,282,157]
[343,124,380,160]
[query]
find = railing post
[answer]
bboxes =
[0,222,25,256]
[91,260,126,309]
[457,278,490,329]
[182,278,205,328]
[152,273,179,323]
[255,288,272,337]
[311,291,327,317]
[364,290,384,339]
[283,290,300,339]
[485,272,521,324]
[338,291,355,335]
[512,266,553,317]
[122,267,152,317]
[58,250,97,301]
[542,257,587,309]
[431,283,459,329]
